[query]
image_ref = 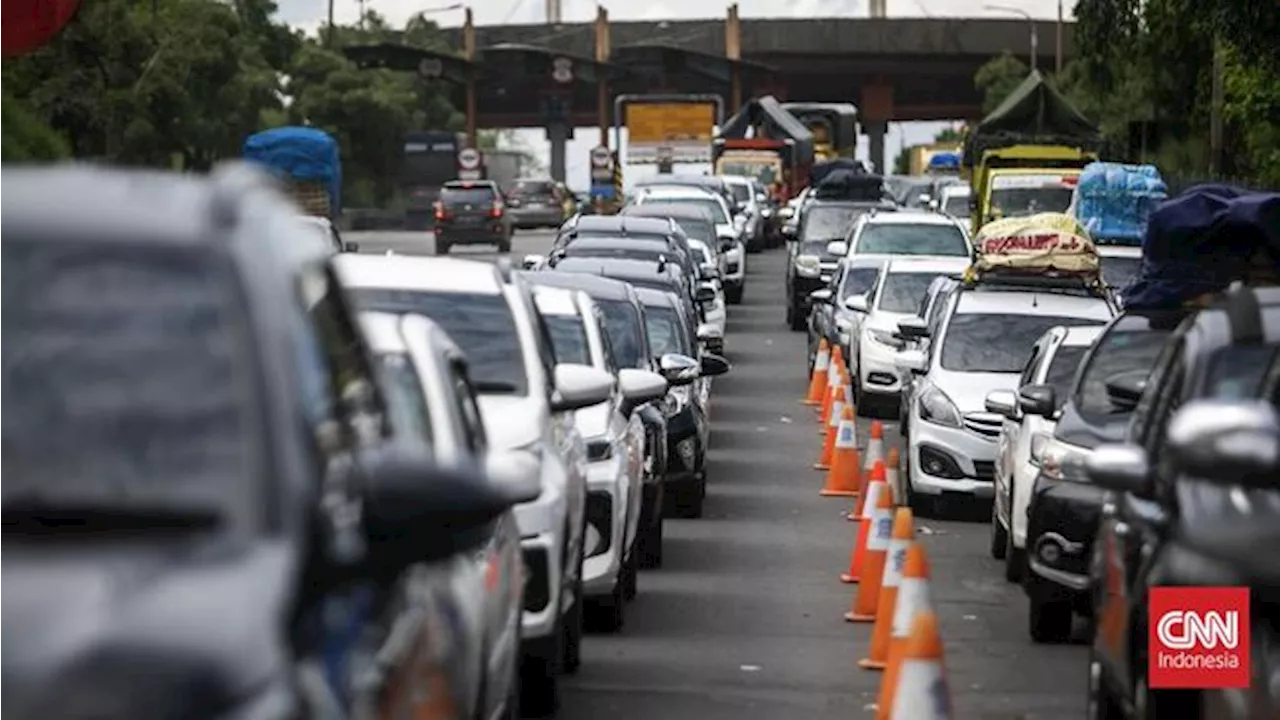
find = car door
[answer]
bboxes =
[598,321,646,557]
[997,340,1044,523]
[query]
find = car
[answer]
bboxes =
[1097,242,1144,300]
[846,256,970,414]
[896,273,963,426]
[632,286,732,518]
[506,177,573,228]
[721,174,768,252]
[896,273,1115,513]
[294,213,358,253]
[787,201,899,331]
[631,173,737,212]
[628,186,747,304]
[842,209,971,259]
[529,284,669,631]
[355,311,527,720]
[518,271,675,569]
[933,184,971,225]
[985,324,1102,583]
[619,202,722,262]
[1086,285,1280,717]
[552,214,697,274]
[433,179,514,254]
[807,255,887,370]
[0,163,538,720]
[546,235,702,301]
[332,253,612,714]
[778,186,814,240]
[547,255,709,337]
[685,237,729,350]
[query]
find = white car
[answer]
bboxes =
[530,285,668,631]
[332,254,612,713]
[841,209,971,259]
[987,324,1101,583]
[895,279,1114,511]
[686,237,728,343]
[846,256,969,412]
[1098,243,1143,301]
[934,184,971,225]
[629,186,747,304]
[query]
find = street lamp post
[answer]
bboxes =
[985,4,1037,72]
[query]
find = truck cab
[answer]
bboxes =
[968,145,1098,237]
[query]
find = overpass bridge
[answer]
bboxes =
[347,12,1074,178]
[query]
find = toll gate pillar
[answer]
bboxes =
[866,121,887,174]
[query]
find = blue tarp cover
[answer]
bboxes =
[1119,184,1280,309]
[1073,162,1167,245]
[928,152,961,169]
[243,126,341,214]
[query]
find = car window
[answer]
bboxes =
[646,196,728,225]
[1203,345,1279,399]
[941,313,1106,373]
[303,267,387,446]
[990,186,1074,218]
[1019,344,1045,387]
[1101,255,1142,290]
[1074,328,1172,424]
[728,183,750,203]
[348,289,528,395]
[1145,353,1187,457]
[643,304,689,356]
[840,266,881,300]
[374,352,433,447]
[597,299,648,369]
[943,194,969,217]
[801,206,862,243]
[507,180,556,199]
[2,241,262,517]
[876,272,939,314]
[441,186,495,205]
[596,310,619,376]
[544,314,591,365]
[1044,345,1088,407]
[856,223,968,256]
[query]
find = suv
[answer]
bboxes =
[506,177,571,229]
[844,209,971,258]
[786,201,889,330]
[721,174,766,251]
[1,164,537,718]
[434,180,513,255]
[628,187,746,304]
[333,253,614,713]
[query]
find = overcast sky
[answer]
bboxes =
[279,0,1076,187]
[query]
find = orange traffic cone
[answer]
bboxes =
[863,420,885,476]
[819,348,844,425]
[820,405,862,496]
[845,479,893,620]
[814,407,839,470]
[803,339,830,405]
[884,611,953,720]
[885,447,902,505]
[821,376,846,438]
[876,542,935,720]
[848,459,886,522]
[859,507,915,670]
[840,472,885,583]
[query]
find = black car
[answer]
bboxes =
[1019,309,1186,644]
[785,201,889,330]
[434,179,514,254]
[619,202,724,255]
[1085,285,1280,719]
[1,163,537,720]
[548,255,714,338]
[518,270,672,567]
[550,236,703,297]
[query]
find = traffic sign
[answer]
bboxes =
[590,145,612,169]
[417,58,443,78]
[458,147,481,170]
[551,57,573,84]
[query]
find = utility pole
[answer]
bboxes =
[726,3,742,112]
[1055,0,1063,73]
[463,6,477,149]
[1210,36,1225,176]
[596,5,610,147]
[326,0,335,47]
[545,0,561,24]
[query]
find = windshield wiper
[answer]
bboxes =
[475,380,521,394]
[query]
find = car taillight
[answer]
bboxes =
[490,202,503,218]
[434,201,449,221]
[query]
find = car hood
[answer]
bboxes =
[478,395,544,450]
[932,369,1018,413]
[865,310,913,334]
[2,538,294,719]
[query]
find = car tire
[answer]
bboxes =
[1027,578,1074,644]
[1087,649,1122,720]
[435,238,450,255]
[639,512,664,569]
[519,629,561,717]
[788,303,806,332]
[680,472,707,518]
[498,234,512,253]
[725,285,744,305]
[561,549,585,674]
[990,501,1008,560]
[498,620,522,720]
[623,548,638,600]
[588,579,627,633]
[1003,485,1024,582]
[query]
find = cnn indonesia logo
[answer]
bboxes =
[1149,587,1250,689]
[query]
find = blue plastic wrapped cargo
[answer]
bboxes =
[1072,162,1167,245]
[243,126,342,220]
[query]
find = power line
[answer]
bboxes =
[500,0,527,25]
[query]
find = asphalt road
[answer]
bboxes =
[346,229,1090,720]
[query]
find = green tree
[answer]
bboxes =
[2,93,71,161]
[934,127,962,143]
[973,52,1029,114]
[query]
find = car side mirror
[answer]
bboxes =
[1085,444,1152,495]
[696,282,717,303]
[826,240,848,257]
[658,353,700,386]
[809,288,833,304]
[363,446,537,568]
[843,294,869,313]
[893,349,927,375]
[1104,372,1146,413]
[522,254,546,270]
[696,322,723,343]
[700,352,731,377]
[550,363,615,412]
[1166,399,1280,489]
[984,389,1018,418]
[343,241,360,252]
[617,368,669,404]
[897,317,930,340]
[700,262,719,278]
[1017,384,1057,417]
[719,238,735,252]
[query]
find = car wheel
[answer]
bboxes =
[623,548,638,600]
[990,500,1008,560]
[725,285,744,305]
[1087,649,1122,720]
[498,620,522,720]
[788,304,806,332]
[561,548,585,674]
[498,235,512,253]
[639,511,664,569]
[519,623,561,717]
[588,577,627,633]
[1027,578,1074,643]
[435,239,450,255]
[1004,485,1024,582]
[681,471,707,519]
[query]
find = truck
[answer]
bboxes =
[714,96,815,203]
[779,102,858,161]
[242,126,342,222]
[401,130,466,229]
[906,143,963,176]
[961,70,1103,238]
[482,149,524,190]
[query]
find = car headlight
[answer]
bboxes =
[795,254,821,277]
[662,386,691,416]
[866,327,902,349]
[1033,434,1091,481]
[918,385,963,429]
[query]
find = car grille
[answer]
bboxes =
[584,491,612,559]
[972,460,996,481]
[586,439,612,462]
[962,412,1003,440]
[522,547,550,612]
[727,262,740,274]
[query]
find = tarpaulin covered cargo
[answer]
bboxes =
[719,96,815,166]
[810,158,869,186]
[1070,162,1167,244]
[967,212,1100,279]
[243,126,342,220]
[1120,185,1280,309]
[812,169,886,202]
[961,70,1103,170]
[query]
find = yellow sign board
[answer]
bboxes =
[625,102,716,163]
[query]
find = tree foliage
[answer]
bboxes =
[974,52,1029,114]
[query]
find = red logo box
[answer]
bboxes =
[1149,586,1250,689]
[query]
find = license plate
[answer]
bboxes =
[454,216,480,225]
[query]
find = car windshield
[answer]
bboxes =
[349,289,528,395]
[507,180,556,199]
[1204,345,1278,400]
[1044,345,1089,408]
[728,183,751,203]
[1101,255,1142,289]
[877,272,940,314]
[644,304,689,356]
[989,186,1074,218]
[543,314,591,365]
[943,195,969,217]
[670,219,716,243]
[597,299,648,369]
[2,241,260,519]
[1074,329,1172,422]
[840,266,882,300]
[647,196,728,225]
[441,187,495,206]
[375,352,433,446]
[856,223,968,256]
[802,206,861,244]
[941,313,1106,373]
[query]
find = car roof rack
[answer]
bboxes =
[958,268,1116,306]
